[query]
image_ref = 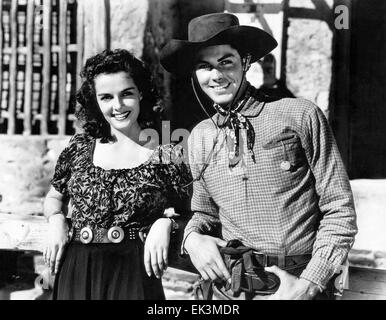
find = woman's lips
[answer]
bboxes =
[112,110,131,121]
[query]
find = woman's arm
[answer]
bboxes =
[144,217,174,279]
[43,186,70,274]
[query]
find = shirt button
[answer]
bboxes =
[280,161,291,171]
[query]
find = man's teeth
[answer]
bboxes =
[113,111,131,120]
[212,84,229,91]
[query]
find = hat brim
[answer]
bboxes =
[160,25,278,75]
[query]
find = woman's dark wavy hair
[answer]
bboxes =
[75,49,163,142]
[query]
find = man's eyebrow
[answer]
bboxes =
[97,87,135,96]
[195,53,235,65]
[218,53,235,62]
[195,59,209,64]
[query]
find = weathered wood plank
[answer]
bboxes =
[0,213,196,272]
[341,291,386,300]
[280,0,289,83]
[332,0,352,164]
[0,213,47,252]
[0,1,3,103]
[23,0,35,135]
[287,7,332,24]
[345,267,386,296]
[7,0,18,134]
[58,0,68,135]
[349,266,386,283]
[41,0,52,135]
[92,0,108,53]
[2,213,386,299]
[225,1,283,14]
[76,0,84,90]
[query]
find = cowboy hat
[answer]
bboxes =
[160,13,278,75]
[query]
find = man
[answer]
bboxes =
[258,54,295,98]
[160,13,357,300]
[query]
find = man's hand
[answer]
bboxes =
[265,265,322,300]
[184,232,231,282]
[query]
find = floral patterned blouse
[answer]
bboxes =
[51,133,192,230]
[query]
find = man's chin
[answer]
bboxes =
[210,95,233,106]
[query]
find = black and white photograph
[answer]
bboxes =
[0,0,385,305]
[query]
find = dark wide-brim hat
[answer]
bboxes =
[160,13,278,75]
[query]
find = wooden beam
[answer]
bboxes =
[225,1,283,14]
[58,0,68,135]
[341,267,386,299]
[280,0,289,83]
[7,0,18,134]
[2,212,386,300]
[76,0,84,90]
[41,0,52,135]
[23,0,35,135]
[0,212,196,272]
[92,0,108,54]
[0,1,3,107]
[330,0,352,170]
[0,213,47,252]
[287,7,333,28]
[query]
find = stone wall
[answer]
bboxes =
[287,18,332,115]
[286,0,334,117]
[0,136,70,215]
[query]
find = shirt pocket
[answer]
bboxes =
[262,132,307,172]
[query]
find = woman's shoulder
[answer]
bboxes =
[69,132,94,143]
[66,132,94,150]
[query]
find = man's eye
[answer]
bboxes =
[220,60,233,66]
[197,64,211,70]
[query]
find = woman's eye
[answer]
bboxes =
[100,95,112,101]
[122,91,133,97]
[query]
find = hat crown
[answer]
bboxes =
[188,13,240,42]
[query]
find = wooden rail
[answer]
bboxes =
[1,212,385,299]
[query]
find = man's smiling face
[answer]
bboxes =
[194,44,243,106]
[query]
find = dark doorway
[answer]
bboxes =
[349,0,386,178]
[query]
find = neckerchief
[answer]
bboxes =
[214,84,259,168]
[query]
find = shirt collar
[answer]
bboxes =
[215,83,265,125]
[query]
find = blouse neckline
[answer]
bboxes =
[87,137,159,173]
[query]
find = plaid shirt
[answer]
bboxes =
[184,86,357,288]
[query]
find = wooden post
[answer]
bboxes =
[23,0,35,135]
[330,0,352,171]
[76,0,84,90]
[93,0,108,52]
[41,0,52,135]
[0,2,3,106]
[58,0,68,135]
[280,0,289,84]
[7,0,18,134]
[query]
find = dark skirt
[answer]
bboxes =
[52,238,165,300]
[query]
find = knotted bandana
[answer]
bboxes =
[214,84,257,168]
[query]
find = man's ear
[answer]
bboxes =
[242,53,252,72]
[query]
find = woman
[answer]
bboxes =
[43,49,191,300]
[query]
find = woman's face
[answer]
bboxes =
[194,44,243,106]
[94,71,142,136]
